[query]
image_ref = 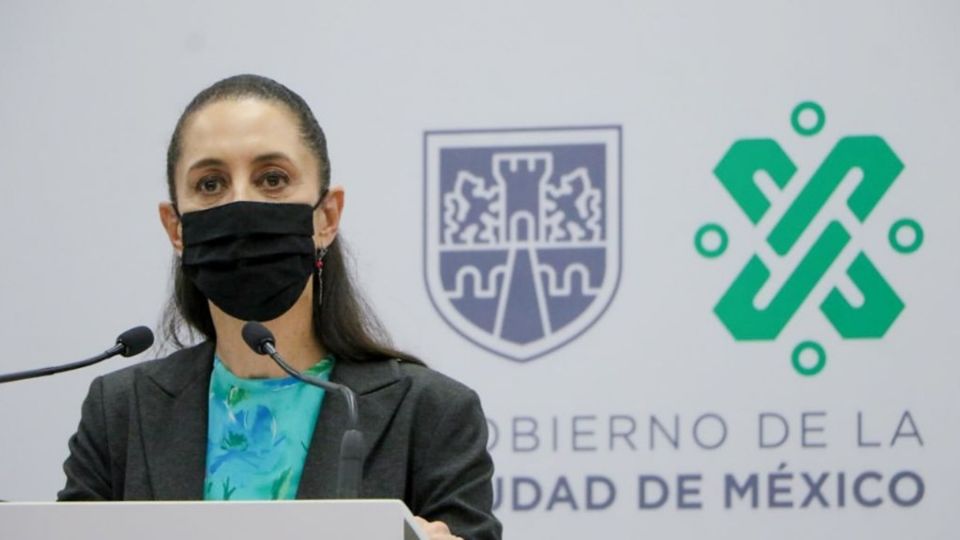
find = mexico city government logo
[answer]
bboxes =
[696,102,922,376]
[424,127,622,362]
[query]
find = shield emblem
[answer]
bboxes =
[424,126,622,362]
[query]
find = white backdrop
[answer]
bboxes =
[1,1,958,538]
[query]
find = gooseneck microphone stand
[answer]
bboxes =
[0,325,154,502]
[241,321,364,498]
[0,326,154,384]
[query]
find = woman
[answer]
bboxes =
[59,74,502,540]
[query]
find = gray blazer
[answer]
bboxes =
[59,341,501,540]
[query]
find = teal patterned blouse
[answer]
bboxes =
[204,355,333,500]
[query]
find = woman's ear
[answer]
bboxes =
[314,185,345,248]
[158,201,184,255]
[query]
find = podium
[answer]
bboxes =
[0,499,427,539]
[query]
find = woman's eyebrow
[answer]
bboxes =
[187,157,226,172]
[186,153,293,173]
[252,152,293,164]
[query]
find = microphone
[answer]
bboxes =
[0,326,154,384]
[242,321,364,499]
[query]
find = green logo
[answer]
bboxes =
[695,102,922,376]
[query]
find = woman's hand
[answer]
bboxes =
[413,517,463,540]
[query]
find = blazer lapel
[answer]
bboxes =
[136,342,215,500]
[297,358,410,499]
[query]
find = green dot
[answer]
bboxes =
[889,218,923,254]
[694,224,728,258]
[791,341,826,376]
[791,102,826,136]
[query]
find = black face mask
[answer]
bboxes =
[180,201,317,322]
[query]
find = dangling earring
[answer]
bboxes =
[315,245,328,305]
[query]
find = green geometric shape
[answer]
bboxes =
[708,102,914,375]
[791,341,826,376]
[714,220,850,340]
[694,223,728,258]
[767,136,904,256]
[791,102,826,136]
[889,218,923,254]
[821,252,904,338]
[714,139,797,224]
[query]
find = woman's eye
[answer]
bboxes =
[197,176,224,194]
[259,171,290,189]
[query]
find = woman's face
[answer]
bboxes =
[175,98,321,212]
[159,97,343,253]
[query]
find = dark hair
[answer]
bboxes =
[162,74,421,365]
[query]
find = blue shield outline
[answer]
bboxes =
[423,126,622,362]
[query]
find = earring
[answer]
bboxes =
[315,245,328,305]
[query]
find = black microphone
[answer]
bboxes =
[0,326,154,384]
[242,321,364,499]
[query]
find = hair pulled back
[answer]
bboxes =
[162,74,420,365]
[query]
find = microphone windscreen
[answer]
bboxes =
[116,326,154,357]
[242,321,275,355]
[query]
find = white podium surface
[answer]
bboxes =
[0,499,427,540]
